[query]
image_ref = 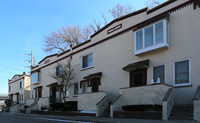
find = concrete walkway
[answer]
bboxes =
[3,112,196,123]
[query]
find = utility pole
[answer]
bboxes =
[24,50,36,74]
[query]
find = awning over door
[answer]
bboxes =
[33,86,43,90]
[14,92,19,95]
[83,72,102,80]
[123,59,149,71]
[46,82,58,87]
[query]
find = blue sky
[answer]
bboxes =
[0,0,164,95]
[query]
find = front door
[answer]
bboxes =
[130,68,147,87]
[50,86,56,103]
[91,78,100,92]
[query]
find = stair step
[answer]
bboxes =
[169,106,193,120]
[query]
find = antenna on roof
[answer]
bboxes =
[24,50,36,75]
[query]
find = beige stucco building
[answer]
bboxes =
[8,72,31,112]
[29,0,200,120]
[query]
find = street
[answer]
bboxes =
[0,112,93,123]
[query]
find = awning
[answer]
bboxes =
[9,94,13,96]
[14,92,19,95]
[83,72,102,80]
[33,86,43,90]
[122,59,149,71]
[46,82,58,87]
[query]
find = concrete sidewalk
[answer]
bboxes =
[5,112,196,123]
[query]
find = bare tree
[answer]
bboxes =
[89,19,101,33]
[49,59,74,103]
[145,0,164,9]
[109,3,134,19]
[43,25,91,54]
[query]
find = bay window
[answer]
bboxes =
[134,20,168,55]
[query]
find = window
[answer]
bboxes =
[74,83,78,96]
[31,72,40,84]
[19,94,23,101]
[174,59,190,86]
[56,65,63,76]
[20,81,23,89]
[9,86,11,92]
[82,82,88,93]
[82,53,93,69]
[153,65,165,83]
[134,20,168,55]
[65,86,69,97]
[32,90,34,99]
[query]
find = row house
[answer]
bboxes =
[8,72,31,112]
[28,0,200,120]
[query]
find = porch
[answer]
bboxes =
[110,84,174,120]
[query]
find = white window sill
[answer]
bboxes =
[134,42,169,55]
[81,66,94,71]
[32,81,40,85]
[174,83,191,87]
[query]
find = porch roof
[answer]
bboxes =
[14,92,19,95]
[123,59,149,71]
[46,82,58,87]
[83,72,102,80]
[33,86,43,90]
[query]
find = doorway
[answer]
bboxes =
[130,68,147,87]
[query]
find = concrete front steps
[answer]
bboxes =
[113,110,162,119]
[169,106,193,120]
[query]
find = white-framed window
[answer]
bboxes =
[153,65,165,84]
[74,83,78,96]
[20,81,23,89]
[173,59,191,86]
[82,82,88,94]
[65,86,69,97]
[134,19,168,55]
[56,65,63,76]
[9,86,11,92]
[82,53,93,69]
[31,72,40,84]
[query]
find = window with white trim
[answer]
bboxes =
[20,81,23,89]
[31,72,40,84]
[82,53,93,69]
[82,82,88,94]
[153,65,165,83]
[65,86,69,97]
[174,59,190,86]
[9,86,11,92]
[134,20,168,55]
[74,83,78,96]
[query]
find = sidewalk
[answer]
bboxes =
[6,112,196,123]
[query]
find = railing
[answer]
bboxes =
[96,96,109,117]
[110,95,122,118]
[162,88,174,120]
[26,99,38,114]
[193,86,200,121]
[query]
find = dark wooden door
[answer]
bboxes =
[91,79,100,92]
[50,87,56,103]
[130,68,147,87]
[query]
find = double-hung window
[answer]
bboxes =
[153,65,165,83]
[174,59,191,86]
[82,53,93,69]
[82,82,88,94]
[65,86,69,97]
[9,86,11,92]
[74,83,78,96]
[134,20,168,55]
[20,81,23,89]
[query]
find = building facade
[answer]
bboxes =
[29,0,200,120]
[8,72,31,104]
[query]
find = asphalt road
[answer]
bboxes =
[0,112,94,123]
